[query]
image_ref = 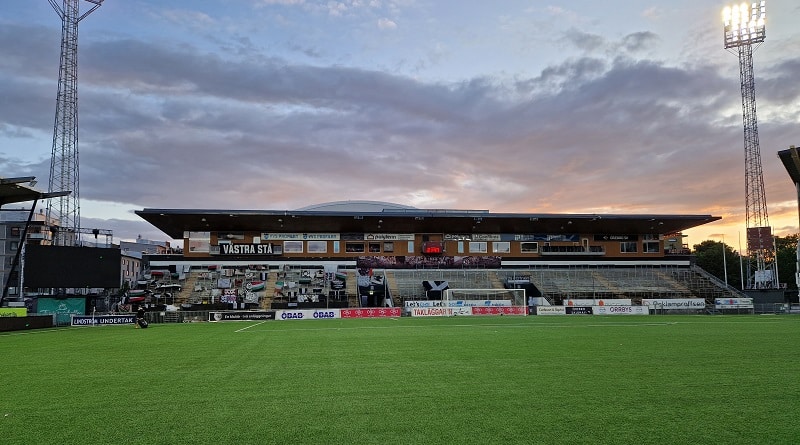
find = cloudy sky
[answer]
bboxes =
[1,0,799,249]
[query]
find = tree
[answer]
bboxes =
[693,240,742,289]
[694,235,798,291]
[776,234,798,290]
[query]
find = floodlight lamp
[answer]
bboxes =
[722,1,765,48]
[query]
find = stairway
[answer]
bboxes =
[260,270,280,310]
[174,272,198,305]
[385,271,399,302]
[164,311,180,323]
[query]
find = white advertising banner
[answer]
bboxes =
[592,306,649,315]
[564,299,632,307]
[410,307,473,317]
[714,297,754,309]
[275,309,341,320]
[535,306,567,315]
[642,298,706,309]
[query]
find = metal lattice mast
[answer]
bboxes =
[45,0,103,246]
[722,1,778,289]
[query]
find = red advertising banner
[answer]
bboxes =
[471,306,527,316]
[340,308,402,318]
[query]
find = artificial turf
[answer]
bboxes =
[1,315,798,444]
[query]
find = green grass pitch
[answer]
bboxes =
[2,315,799,444]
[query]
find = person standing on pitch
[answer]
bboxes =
[135,305,145,329]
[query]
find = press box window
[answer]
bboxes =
[469,242,487,253]
[307,241,327,253]
[520,242,539,253]
[187,231,211,253]
[621,242,638,253]
[283,241,304,253]
[643,241,660,253]
[492,242,510,254]
[345,242,365,253]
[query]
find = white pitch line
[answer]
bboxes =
[234,321,269,332]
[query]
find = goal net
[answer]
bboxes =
[443,288,526,307]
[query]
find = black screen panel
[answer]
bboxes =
[24,245,121,288]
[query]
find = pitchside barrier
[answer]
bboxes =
[534,306,649,315]
[273,308,402,320]
[70,314,137,326]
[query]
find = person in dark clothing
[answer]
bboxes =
[135,305,145,328]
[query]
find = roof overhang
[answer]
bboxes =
[778,146,800,185]
[0,177,70,207]
[136,208,721,240]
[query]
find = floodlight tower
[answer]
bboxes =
[45,0,104,246]
[722,1,778,289]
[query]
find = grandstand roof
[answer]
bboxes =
[136,205,721,240]
[0,176,69,208]
[777,146,800,185]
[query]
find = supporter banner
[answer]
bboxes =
[471,306,527,316]
[444,233,582,242]
[642,298,706,309]
[535,306,566,315]
[209,311,276,322]
[275,309,341,320]
[510,234,580,242]
[403,300,512,308]
[340,308,401,318]
[0,308,27,317]
[565,306,593,315]
[357,255,502,269]
[715,298,754,309]
[593,306,649,315]
[565,299,632,307]
[71,315,136,326]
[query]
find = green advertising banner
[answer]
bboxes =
[37,298,86,325]
[0,308,27,317]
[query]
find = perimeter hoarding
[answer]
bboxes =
[71,315,136,326]
[0,308,27,317]
[209,311,276,321]
[36,298,86,325]
[642,299,706,309]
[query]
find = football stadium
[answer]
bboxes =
[8,200,800,444]
[130,200,744,319]
[3,1,799,443]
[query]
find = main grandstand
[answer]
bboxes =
[132,201,744,313]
